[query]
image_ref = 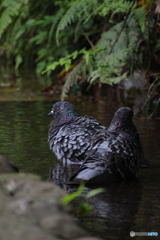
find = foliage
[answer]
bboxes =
[61,183,85,205]
[61,183,104,214]
[43,0,156,99]
[0,0,24,39]
[0,0,75,74]
[0,0,159,106]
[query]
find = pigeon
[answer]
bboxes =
[48,101,106,164]
[70,107,145,184]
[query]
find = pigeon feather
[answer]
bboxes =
[48,101,106,164]
[70,107,146,184]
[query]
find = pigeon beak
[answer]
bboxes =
[48,110,54,116]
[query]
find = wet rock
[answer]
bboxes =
[0,155,18,173]
[121,71,146,114]
[122,71,145,91]
[0,173,102,240]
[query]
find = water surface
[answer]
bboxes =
[0,100,160,240]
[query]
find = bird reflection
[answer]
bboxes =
[48,163,79,191]
[48,163,143,239]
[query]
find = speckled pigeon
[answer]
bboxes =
[48,101,106,164]
[70,107,145,184]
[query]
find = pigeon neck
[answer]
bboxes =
[108,118,137,134]
[108,120,122,131]
[67,109,80,117]
[52,114,79,127]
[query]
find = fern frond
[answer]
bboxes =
[43,49,85,73]
[48,9,64,43]
[61,61,84,100]
[98,0,136,16]
[56,1,88,45]
[88,48,128,85]
[0,0,23,39]
[132,5,147,32]
[88,69,100,83]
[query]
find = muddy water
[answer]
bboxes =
[0,98,159,239]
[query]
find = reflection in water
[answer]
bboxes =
[49,163,143,240]
[82,181,142,240]
[0,100,160,240]
[48,163,79,190]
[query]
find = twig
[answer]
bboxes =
[83,32,96,50]
[108,4,135,54]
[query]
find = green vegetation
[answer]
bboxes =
[61,183,104,214]
[0,0,159,107]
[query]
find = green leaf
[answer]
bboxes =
[85,188,105,199]
[60,183,85,205]
[15,54,22,71]
[56,1,88,45]
[79,202,93,214]
[36,61,46,75]
[132,5,147,32]
[0,0,23,39]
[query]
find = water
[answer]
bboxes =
[0,101,55,178]
[0,100,160,240]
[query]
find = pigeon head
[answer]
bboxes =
[48,101,80,119]
[108,107,135,132]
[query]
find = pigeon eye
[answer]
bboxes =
[56,108,60,111]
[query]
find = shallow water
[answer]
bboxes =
[0,99,160,240]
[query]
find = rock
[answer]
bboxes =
[40,214,86,239]
[0,173,103,240]
[0,155,18,173]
